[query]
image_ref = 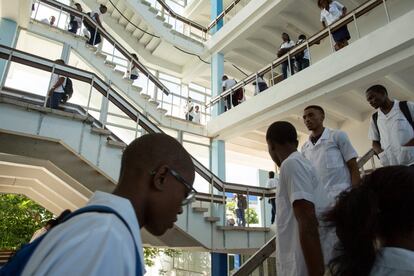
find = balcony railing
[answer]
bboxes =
[207,0,392,110]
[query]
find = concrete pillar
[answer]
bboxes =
[61,43,71,63]
[0,18,18,87]
[210,0,227,274]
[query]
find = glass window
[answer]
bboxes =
[16,30,63,61]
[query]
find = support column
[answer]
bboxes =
[211,0,227,273]
[0,19,18,87]
[61,43,71,63]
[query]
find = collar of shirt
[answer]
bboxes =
[375,247,414,272]
[377,100,399,118]
[308,128,329,146]
[87,191,146,274]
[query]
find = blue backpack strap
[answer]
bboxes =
[0,205,142,276]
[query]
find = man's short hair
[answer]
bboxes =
[222,75,228,80]
[269,171,275,178]
[366,84,388,96]
[304,105,325,115]
[266,121,297,145]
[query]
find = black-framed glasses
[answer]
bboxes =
[150,167,197,205]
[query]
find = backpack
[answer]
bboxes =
[60,78,73,103]
[0,205,142,276]
[238,195,248,210]
[372,101,414,140]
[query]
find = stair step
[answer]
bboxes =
[217,226,271,232]
[131,85,143,93]
[91,127,112,136]
[123,78,134,85]
[113,69,125,77]
[107,139,127,149]
[148,7,159,14]
[155,15,165,22]
[192,207,208,213]
[205,216,220,223]
[95,52,107,60]
[85,44,98,52]
[163,22,173,29]
[148,99,159,107]
[104,60,116,69]
[141,0,151,7]
[140,92,151,100]
[157,107,168,114]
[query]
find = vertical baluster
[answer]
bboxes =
[383,0,390,23]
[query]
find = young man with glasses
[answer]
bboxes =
[21,133,196,276]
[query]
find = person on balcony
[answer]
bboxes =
[20,133,196,276]
[235,194,247,227]
[46,59,66,109]
[184,97,194,121]
[318,0,350,51]
[301,105,360,206]
[295,34,310,72]
[323,166,414,276]
[266,171,278,224]
[252,74,268,95]
[193,105,201,124]
[366,85,414,167]
[222,75,237,111]
[68,3,83,34]
[266,121,332,276]
[84,4,107,46]
[278,33,295,80]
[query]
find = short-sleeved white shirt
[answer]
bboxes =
[368,100,414,166]
[370,247,414,275]
[301,128,358,204]
[222,79,237,92]
[254,76,267,95]
[296,39,310,60]
[276,151,332,276]
[266,176,279,199]
[280,40,295,50]
[22,191,146,276]
[193,111,200,123]
[50,73,66,94]
[320,1,345,26]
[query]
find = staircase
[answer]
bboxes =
[0,45,274,251]
[27,18,206,135]
[80,0,205,55]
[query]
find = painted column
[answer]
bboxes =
[0,19,18,87]
[61,43,71,63]
[210,0,228,275]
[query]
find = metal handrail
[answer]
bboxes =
[207,0,386,107]
[0,44,274,197]
[38,0,170,96]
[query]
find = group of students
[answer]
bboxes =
[265,84,414,275]
[184,97,201,123]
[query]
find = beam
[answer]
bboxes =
[385,74,414,98]
[323,100,364,122]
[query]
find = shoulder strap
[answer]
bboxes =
[372,112,380,140]
[399,101,414,131]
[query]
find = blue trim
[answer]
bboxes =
[211,252,228,276]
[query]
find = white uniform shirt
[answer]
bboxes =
[368,100,414,166]
[193,111,201,123]
[90,10,103,23]
[280,40,295,50]
[254,76,267,95]
[370,247,414,276]
[301,128,358,204]
[276,152,332,276]
[320,1,345,25]
[222,79,237,92]
[50,74,66,93]
[296,38,310,60]
[266,177,279,199]
[23,191,146,276]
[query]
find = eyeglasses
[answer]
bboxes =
[150,167,197,206]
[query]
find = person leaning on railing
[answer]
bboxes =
[83,4,108,46]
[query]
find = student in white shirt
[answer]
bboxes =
[222,75,237,111]
[318,0,350,51]
[302,105,360,204]
[20,133,196,276]
[47,59,66,109]
[184,97,194,121]
[278,33,295,80]
[266,171,278,224]
[85,4,107,46]
[193,105,201,124]
[295,34,310,72]
[68,2,83,34]
[324,166,414,276]
[125,53,139,80]
[366,85,414,167]
[266,121,332,276]
[252,75,268,95]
